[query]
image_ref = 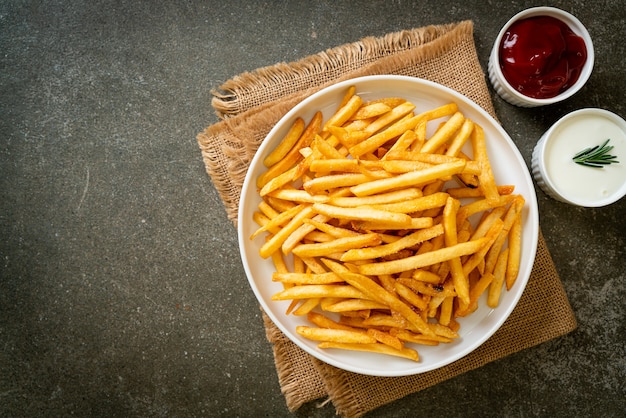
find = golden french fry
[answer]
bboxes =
[340,224,443,262]
[317,341,420,361]
[487,247,509,308]
[362,101,416,136]
[506,210,523,290]
[352,216,433,231]
[420,111,465,154]
[445,118,474,157]
[312,203,413,227]
[323,298,389,312]
[307,312,360,331]
[412,269,442,284]
[257,111,322,188]
[268,188,330,204]
[395,282,429,311]
[349,113,422,157]
[272,272,344,285]
[263,117,306,167]
[350,160,466,197]
[271,284,368,300]
[443,196,470,306]
[292,298,320,316]
[367,328,404,350]
[363,192,449,214]
[329,188,422,207]
[358,237,489,276]
[304,173,384,194]
[322,94,363,134]
[259,206,316,258]
[292,233,382,258]
[250,204,305,240]
[281,214,331,254]
[296,326,375,344]
[471,124,500,204]
[447,184,516,198]
[351,102,393,120]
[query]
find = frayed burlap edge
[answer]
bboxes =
[211,22,469,119]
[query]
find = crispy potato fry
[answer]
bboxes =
[263,117,306,167]
[312,203,413,226]
[323,298,389,312]
[487,247,509,308]
[443,196,470,306]
[292,233,382,258]
[471,124,500,204]
[359,237,489,275]
[329,188,422,207]
[350,160,466,197]
[252,88,527,362]
[318,341,419,361]
[257,111,322,188]
[272,272,344,285]
[506,210,523,290]
[341,224,443,262]
[307,311,360,331]
[420,111,465,154]
[296,326,375,343]
[271,284,368,300]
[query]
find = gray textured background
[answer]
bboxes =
[1,1,624,417]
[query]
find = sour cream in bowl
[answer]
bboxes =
[532,108,626,207]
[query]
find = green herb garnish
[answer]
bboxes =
[572,139,619,168]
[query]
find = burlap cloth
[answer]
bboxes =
[197,21,577,417]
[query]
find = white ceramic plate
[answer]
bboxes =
[238,75,539,377]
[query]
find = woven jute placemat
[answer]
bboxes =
[197,20,577,417]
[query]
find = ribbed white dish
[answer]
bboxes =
[488,7,594,107]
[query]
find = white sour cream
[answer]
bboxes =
[538,109,626,206]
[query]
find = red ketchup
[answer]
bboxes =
[499,16,587,99]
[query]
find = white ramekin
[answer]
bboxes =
[488,7,594,107]
[532,109,626,207]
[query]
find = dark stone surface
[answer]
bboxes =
[1,1,624,416]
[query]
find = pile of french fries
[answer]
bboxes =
[251,86,524,362]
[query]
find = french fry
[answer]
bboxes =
[312,203,413,227]
[263,117,305,167]
[443,196,470,306]
[318,341,419,361]
[471,124,500,204]
[506,210,523,290]
[487,247,509,308]
[272,284,368,300]
[257,111,322,188]
[292,233,382,258]
[358,237,489,275]
[340,224,443,262]
[350,160,466,197]
[420,111,465,154]
[272,272,344,285]
[296,326,375,344]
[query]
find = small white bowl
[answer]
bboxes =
[488,7,594,107]
[532,109,626,207]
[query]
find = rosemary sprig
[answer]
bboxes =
[572,139,620,168]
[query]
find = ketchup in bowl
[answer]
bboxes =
[499,16,587,99]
